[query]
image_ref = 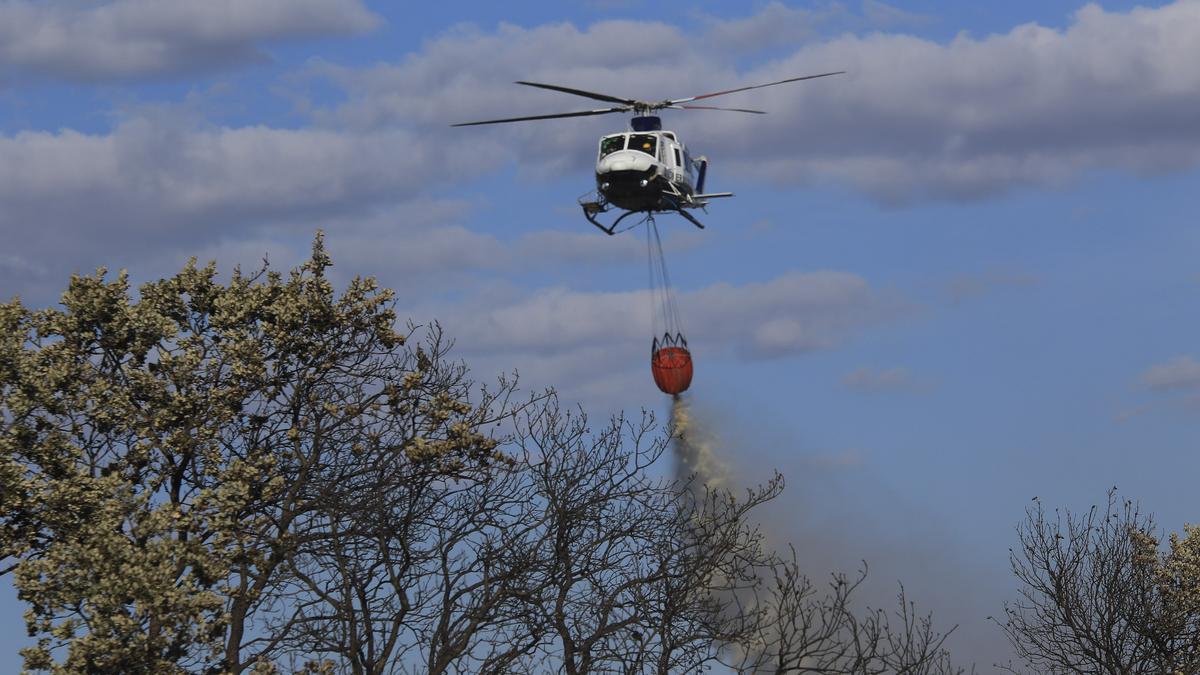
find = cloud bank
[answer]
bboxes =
[4,2,1199,366]
[0,0,379,81]
[390,268,900,406]
[321,1,1200,202]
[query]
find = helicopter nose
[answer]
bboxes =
[598,149,654,174]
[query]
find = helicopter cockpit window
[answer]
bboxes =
[599,135,625,158]
[629,134,657,157]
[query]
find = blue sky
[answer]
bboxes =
[2,0,1199,669]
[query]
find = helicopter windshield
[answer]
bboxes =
[599,135,625,158]
[629,134,657,157]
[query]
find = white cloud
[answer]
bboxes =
[0,115,509,304]
[8,2,1200,319]
[696,1,930,53]
[0,121,445,226]
[1141,356,1200,391]
[698,2,835,52]
[418,269,891,360]
[395,269,899,410]
[0,0,379,81]
[321,223,652,295]
[0,83,714,301]
[310,18,707,155]
[699,2,1200,200]
[314,1,1200,201]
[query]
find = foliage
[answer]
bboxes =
[1,234,510,672]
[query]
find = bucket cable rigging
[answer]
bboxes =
[645,214,693,395]
[647,215,684,346]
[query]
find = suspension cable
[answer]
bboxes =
[646,215,685,346]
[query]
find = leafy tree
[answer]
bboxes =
[1,234,516,672]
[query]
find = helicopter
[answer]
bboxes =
[452,71,843,234]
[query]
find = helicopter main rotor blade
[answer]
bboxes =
[674,105,767,114]
[669,71,845,104]
[515,81,637,106]
[451,107,627,127]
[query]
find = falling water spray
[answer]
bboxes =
[670,393,761,665]
[670,394,801,669]
[670,394,730,490]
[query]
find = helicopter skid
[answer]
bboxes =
[580,198,706,235]
[581,204,638,235]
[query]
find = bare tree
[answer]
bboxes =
[726,548,969,674]
[266,395,786,675]
[270,394,970,675]
[279,439,542,675]
[264,341,543,675]
[513,400,783,675]
[1001,490,1200,674]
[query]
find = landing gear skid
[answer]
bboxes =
[675,208,706,230]
[582,203,637,235]
[580,200,706,236]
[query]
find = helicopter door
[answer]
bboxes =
[659,139,682,183]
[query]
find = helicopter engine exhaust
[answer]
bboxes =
[631,115,662,131]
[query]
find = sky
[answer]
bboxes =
[2,0,1199,669]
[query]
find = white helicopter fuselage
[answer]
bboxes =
[594,128,698,212]
[454,72,841,232]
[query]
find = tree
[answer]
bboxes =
[511,400,782,675]
[724,550,969,674]
[1,234,521,672]
[275,387,544,674]
[2,235,964,673]
[1001,490,1200,674]
[272,394,786,674]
